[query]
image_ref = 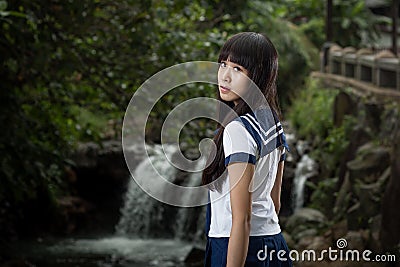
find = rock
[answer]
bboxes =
[286,208,327,234]
[376,167,391,187]
[345,167,390,232]
[56,196,94,234]
[297,235,315,251]
[333,173,351,218]
[343,231,366,251]
[333,92,356,127]
[331,219,348,241]
[282,231,295,249]
[69,140,142,235]
[1,259,36,267]
[296,261,332,267]
[380,135,400,253]
[337,125,371,192]
[305,236,330,253]
[323,229,333,245]
[369,215,381,253]
[364,103,383,133]
[294,228,318,243]
[184,246,205,266]
[347,142,391,184]
[354,181,382,218]
[347,202,368,230]
[73,141,101,168]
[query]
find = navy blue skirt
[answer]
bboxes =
[204,232,293,267]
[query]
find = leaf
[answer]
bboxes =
[341,17,350,29]
[0,0,7,11]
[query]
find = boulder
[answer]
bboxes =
[333,92,356,127]
[347,142,391,184]
[347,202,368,230]
[297,235,316,251]
[56,196,95,234]
[343,231,366,251]
[369,215,381,253]
[331,219,348,241]
[286,208,327,235]
[337,125,371,192]
[380,136,400,253]
[333,173,351,219]
[364,103,383,133]
[184,246,205,266]
[69,140,142,234]
[294,228,318,243]
[354,181,382,218]
[305,236,330,253]
[282,231,295,249]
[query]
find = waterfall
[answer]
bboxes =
[175,156,207,241]
[292,154,318,211]
[115,144,206,240]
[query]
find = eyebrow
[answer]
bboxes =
[221,60,243,67]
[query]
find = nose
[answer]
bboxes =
[221,66,231,83]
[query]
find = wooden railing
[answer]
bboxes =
[315,44,400,102]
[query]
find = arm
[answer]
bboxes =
[271,161,284,214]
[227,162,255,267]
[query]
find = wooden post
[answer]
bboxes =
[392,0,399,55]
[326,0,333,42]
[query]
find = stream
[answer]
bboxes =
[5,236,197,267]
[3,133,318,267]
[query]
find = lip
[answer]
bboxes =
[219,85,231,94]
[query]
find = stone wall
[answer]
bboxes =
[282,90,400,266]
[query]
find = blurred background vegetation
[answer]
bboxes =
[0,0,391,241]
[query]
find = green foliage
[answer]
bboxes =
[0,0,150,237]
[299,18,325,49]
[246,3,320,105]
[288,79,360,217]
[268,0,391,48]
[319,115,356,175]
[0,0,319,238]
[287,78,338,141]
[287,78,359,180]
[307,177,338,217]
[146,0,320,147]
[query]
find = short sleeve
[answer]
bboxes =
[223,120,258,166]
[279,132,289,162]
[279,147,287,162]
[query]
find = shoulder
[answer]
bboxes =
[224,117,256,140]
[225,119,245,132]
[223,120,251,142]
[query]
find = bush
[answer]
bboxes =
[287,78,338,141]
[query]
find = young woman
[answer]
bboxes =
[202,32,292,267]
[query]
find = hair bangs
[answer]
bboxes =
[218,35,255,71]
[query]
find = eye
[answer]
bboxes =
[220,62,227,68]
[233,66,242,72]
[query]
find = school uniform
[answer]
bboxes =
[204,106,293,267]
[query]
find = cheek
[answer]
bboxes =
[217,70,223,82]
[237,75,250,87]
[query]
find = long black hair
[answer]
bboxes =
[201,32,280,188]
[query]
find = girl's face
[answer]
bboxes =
[218,60,250,106]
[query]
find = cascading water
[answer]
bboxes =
[116,143,207,240]
[115,144,178,237]
[292,153,318,211]
[29,144,207,267]
[175,156,207,242]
